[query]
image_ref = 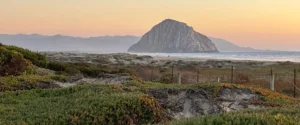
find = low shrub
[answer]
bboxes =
[50,75,69,82]
[0,84,168,125]
[160,74,173,84]
[165,106,300,125]
[5,45,47,68]
[48,62,109,77]
[0,75,52,92]
[0,47,32,76]
[47,62,67,71]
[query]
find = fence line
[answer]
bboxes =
[143,66,299,98]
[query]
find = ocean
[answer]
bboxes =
[132,52,300,62]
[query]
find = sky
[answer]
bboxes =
[1,0,300,51]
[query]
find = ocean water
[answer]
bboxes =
[132,52,300,62]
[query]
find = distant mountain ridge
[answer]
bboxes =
[0,34,140,52]
[209,37,264,52]
[128,19,218,53]
[0,34,265,53]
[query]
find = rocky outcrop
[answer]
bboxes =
[149,87,264,120]
[216,88,264,112]
[128,19,219,53]
[149,88,220,119]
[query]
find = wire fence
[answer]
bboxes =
[135,66,300,98]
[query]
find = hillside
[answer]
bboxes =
[0,44,299,124]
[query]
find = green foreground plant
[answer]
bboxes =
[0,84,168,125]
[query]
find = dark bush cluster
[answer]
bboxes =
[47,62,109,77]
[0,43,138,78]
[0,43,119,78]
[5,45,47,68]
[0,46,31,76]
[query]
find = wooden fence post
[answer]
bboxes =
[178,73,181,84]
[150,68,153,81]
[197,68,200,84]
[231,66,234,83]
[171,65,174,84]
[294,68,297,98]
[270,68,275,91]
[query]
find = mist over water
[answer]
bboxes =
[131,52,300,62]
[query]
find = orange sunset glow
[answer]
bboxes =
[1,0,300,51]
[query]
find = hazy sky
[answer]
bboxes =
[1,0,300,51]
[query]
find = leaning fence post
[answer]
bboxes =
[178,73,181,84]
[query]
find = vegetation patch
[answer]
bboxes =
[4,45,47,68]
[125,82,299,106]
[0,44,299,125]
[164,106,300,125]
[0,84,168,125]
[0,46,34,76]
[0,75,53,92]
[47,62,110,77]
[221,83,299,106]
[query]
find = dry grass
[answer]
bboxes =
[116,64,300,98]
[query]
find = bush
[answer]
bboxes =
[64,67,81,75]
[5,45,47,68]
[160,74,173,84]
[50,75,69,82]
[0,47,31,76]
[47,62,109,77]
[47,62,67,71]
[0,75,52,92]
[0,84,168,124]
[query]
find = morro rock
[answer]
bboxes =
[128,19,218,53]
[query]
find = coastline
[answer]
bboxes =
[131,52,300,63]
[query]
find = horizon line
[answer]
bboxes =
[0,33,140,38]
